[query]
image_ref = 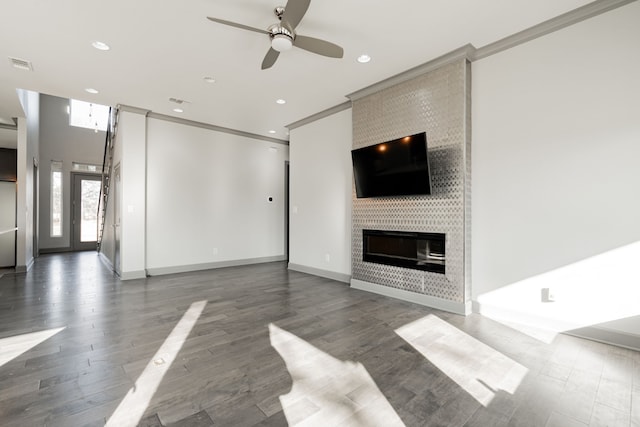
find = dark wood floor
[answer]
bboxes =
[0,253,638,427]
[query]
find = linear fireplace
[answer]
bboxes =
[363,230,446,273]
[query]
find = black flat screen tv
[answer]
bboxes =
[351,132,432,198]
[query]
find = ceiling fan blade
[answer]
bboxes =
[294,35,344,58]
[207,16,269,35]
[282,0,310,30]
[261,48,280,70]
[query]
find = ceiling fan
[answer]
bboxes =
[207,0,344,70]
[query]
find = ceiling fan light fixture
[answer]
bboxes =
[271,34,293,52]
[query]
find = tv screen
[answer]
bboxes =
[351,132,432,198]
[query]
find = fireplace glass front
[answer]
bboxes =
[363,229,445,273]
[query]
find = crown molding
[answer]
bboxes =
[117,104,151,115]
[347,45,476,102]
[147,112,289,145]
[287,101,352,131]
[0,117,18,130]
[474,0,636,60]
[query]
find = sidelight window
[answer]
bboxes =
[50,161,63,237]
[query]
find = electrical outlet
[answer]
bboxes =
[325,253,330,263]
[213,248,218,255]
[541,288,555,302]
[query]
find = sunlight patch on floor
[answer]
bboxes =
[269,323,405,427]
[0,327,66,367]
[476,241,640,341]
[106,300,207,427]
[395,314,528,407]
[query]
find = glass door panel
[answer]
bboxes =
[72,174,101,251]
[80,179,100,242]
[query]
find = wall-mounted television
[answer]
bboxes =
[351,132,432,198]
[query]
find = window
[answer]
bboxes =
[51,161,63,237]
[72,162,102,173]
[69,99,109,132]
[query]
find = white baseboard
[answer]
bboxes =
[15,257,34,274]
[351,279,471,315]
[120,270,147,280]
[145,255,286,277]
[474,300,640,351]
[287,263,351,283]
[565,326,640,352]
[98,252,115,272]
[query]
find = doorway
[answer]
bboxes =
[71,173,101,251]
[33,159,39,258]
[0,181,16,267]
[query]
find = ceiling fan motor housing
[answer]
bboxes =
[268,24,294,51]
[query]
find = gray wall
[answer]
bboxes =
[38,94,105,250]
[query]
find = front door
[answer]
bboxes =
[71,173,101,251]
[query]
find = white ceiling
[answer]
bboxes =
[0,0,593,141]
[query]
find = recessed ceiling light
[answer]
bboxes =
[85,88,99,94]
[268,130,276,134]
[173,108,184,113]
[357,54,371,63]
[92,41,110,51]
[203,76,216,83]
[276,99,286,105]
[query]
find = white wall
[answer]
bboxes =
[117,110,147,279]
[289,109,352,281]
[0,128,17,149]
[145,118,288,273]
[38,94,105,250]
[15,90,39,271]
[472,2,640,341]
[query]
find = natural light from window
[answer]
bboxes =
[0,327,66,368]
[395,315,528,407]
[72,162,101,173]
[69,99,109,132]
[106,300,207,427]
[269,323,405,426]
[476,241,640,343]
[50,160,62,237]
